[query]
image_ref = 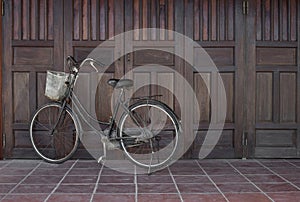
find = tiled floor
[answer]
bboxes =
[0,159,300,201]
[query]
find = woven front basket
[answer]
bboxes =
[45,71,69,101]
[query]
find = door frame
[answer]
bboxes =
[0,0,3,160]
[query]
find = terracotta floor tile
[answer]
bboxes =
[269,167,300,175]
[246,174,285,183]
[0,168,32,176]
[93,194,135,202]
[98,175,134,184]
[96,184,135,193]
[38,161,75,169]
[170,167,205,175]
[198,161,231,168]
[101,168,133,176]
[138,194,181,202]
[73,161,101,169]
[210,175,248,183]
[62,175,98,184]
[260,161,295,168]
[0,184,16,193]
[47,194,91,202]
[181,193,227,202]
[68,168,100,176]
[177,183,218,193]
[31,168,69,176]
[256,183,299,192]
[138,175,173,183]
[225,193,272,202]
[236,167,272,175]
[173,175,211,184]
[138,183,177,193]
[12,184,55,194]
[281,174,300,183]
[22,175,63,184]
[203,167,239,175]
[217,183,260,193]
[268,192,300,202]
[230,161,263,168]
[2,194,48,202]
[55,184,95,193]
[0,175,24,184]
[5,161,40,168]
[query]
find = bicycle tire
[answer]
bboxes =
[29,102,80,163]
[118,99,181,170]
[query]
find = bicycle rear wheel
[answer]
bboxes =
[118,100,181,170]
[30,102,80,163]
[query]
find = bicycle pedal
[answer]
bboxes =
[101,136,119,150]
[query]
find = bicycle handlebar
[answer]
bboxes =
[66,56,107,74]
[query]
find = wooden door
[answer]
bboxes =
[3,0,64,158]
[246,0,300,157]
[183,0,245,158]
[63,0,125,159]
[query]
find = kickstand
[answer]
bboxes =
[97,140,107,164]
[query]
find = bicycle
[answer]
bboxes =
[29,56,182,173]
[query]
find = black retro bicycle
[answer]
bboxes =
[29,56,182,172]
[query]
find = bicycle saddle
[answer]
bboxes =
[107,79,133,89]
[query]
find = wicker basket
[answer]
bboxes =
[45,71,70,101]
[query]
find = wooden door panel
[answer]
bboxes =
[3,0,63,157]
[185,0,243,158]
[247,0,300,157]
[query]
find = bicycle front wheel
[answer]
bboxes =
[118,100,181,170]
[30,102,80,163]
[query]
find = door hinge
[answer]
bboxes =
[1,0,4,16]
[243,1,249,15]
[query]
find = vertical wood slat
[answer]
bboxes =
[47,0,54,40]
[210,0,217,40]
[142,0,148,40]
[256,0,262,41]
[290,0,297,41]
[73,0,80,40]
[272,0,279,41]
[159,0,166,40]
[219,0,225,41]
[151,0,157,40]
[194,0,200,41]
[227,0,234,40]
[134,0,139,40]
[91,0,98,40]
[39,0,46,40]
[281,0,288,41]
[13,0,21,40]
[108,0,114,39]
[202,0,208,41]
[167,0,174,40]
[22,0,30,40]
[99,0,106,40]
[264,0,271,40]
[82,0,89,40]
[30,0,37,40]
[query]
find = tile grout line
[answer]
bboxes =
[1,161,43,201]
[89,162,105,202]
[134,166,138,202]
[167,167,183,202]
[43,159,79,202]
[226,160,275,202]
[195,160,230,202]
[255,160,300,191]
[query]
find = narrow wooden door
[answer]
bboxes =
[183,0,245,158]
[246,0,300,157]
[3,0,64,157]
